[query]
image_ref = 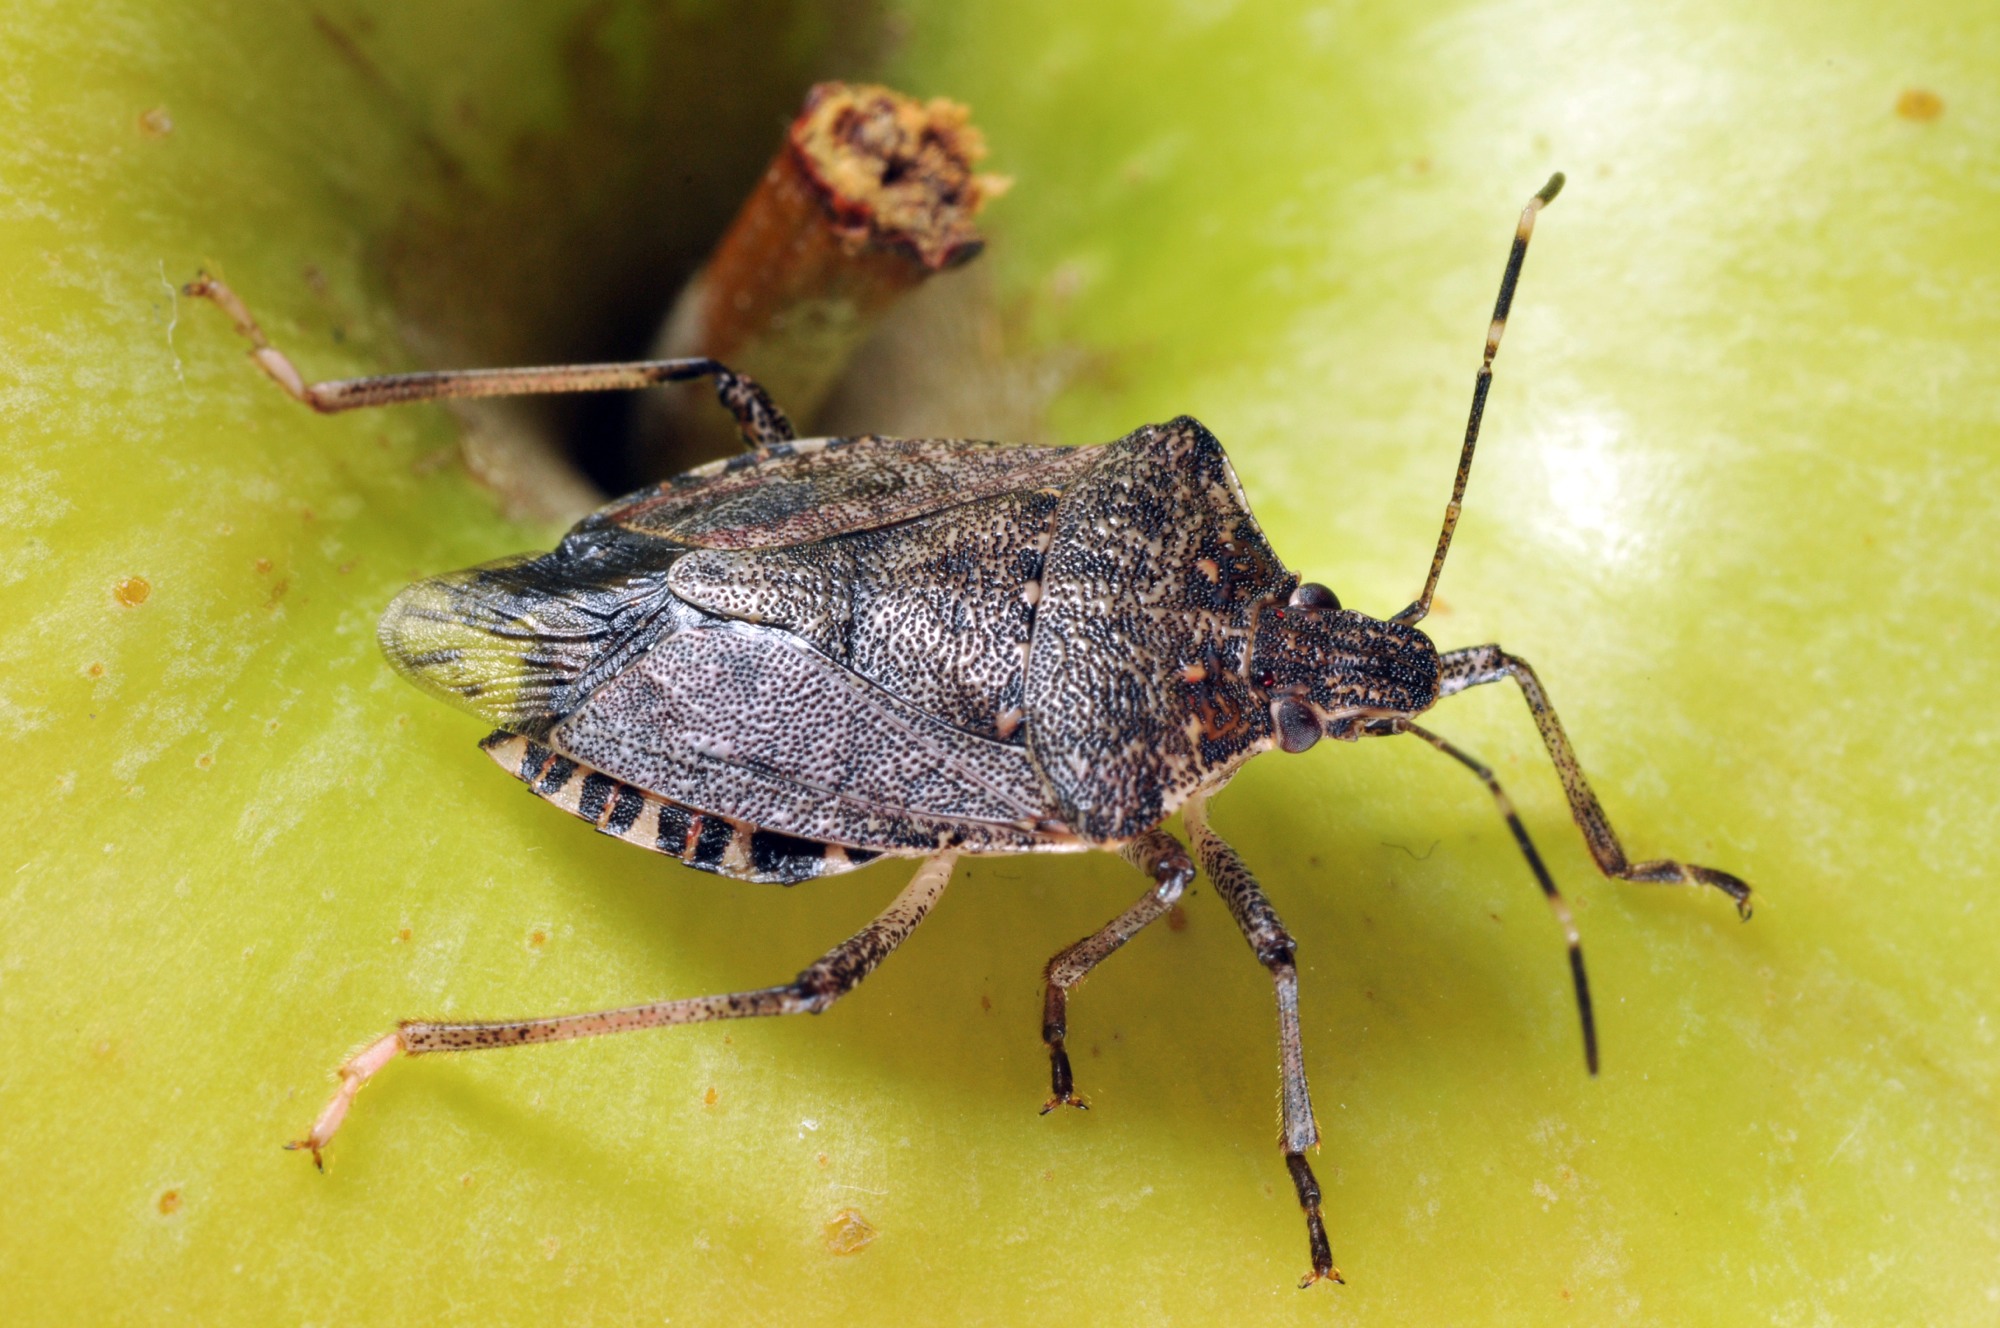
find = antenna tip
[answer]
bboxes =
[1537,172,1566,205]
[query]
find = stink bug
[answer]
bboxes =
[188,173,1750,1286]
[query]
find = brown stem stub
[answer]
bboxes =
[691,81,1004,362]
[638,82,1006,473]
[787,82,1002,272]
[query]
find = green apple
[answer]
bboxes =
[5,1,1995,1323]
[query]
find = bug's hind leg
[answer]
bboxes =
[1037,829,1193,1112]
[1435,645,1754,917]
[182,274,795,447]
[288,852,954,1169]
[1182,793,1340,1288]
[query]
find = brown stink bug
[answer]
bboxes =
[186,173,1750,1287]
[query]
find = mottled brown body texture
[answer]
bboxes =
[665,488,1060,741]
[195,177,1752,1290]
[383,418,1343,859]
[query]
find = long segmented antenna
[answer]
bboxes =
[1374,716,1599,1074]
[1394,173,1564,626]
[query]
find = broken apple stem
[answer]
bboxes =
[635,80,1007,472]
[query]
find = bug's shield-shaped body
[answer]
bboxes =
[381,418,1393,870]
[203,177,1751,1290]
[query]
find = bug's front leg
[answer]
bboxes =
[1182,793,1340,1288]
[287,852,955,1168]
[1436,645,1754,916]
[1037,829,1192,1112]
[181,274,795,448]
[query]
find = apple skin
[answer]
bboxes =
[4,2,1996,1323]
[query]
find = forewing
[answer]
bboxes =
[595,436,1094,549]
[377,531,696,736]
[549,621,1071,853]
[664,491,1062,742]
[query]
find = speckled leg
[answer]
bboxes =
[1037,829,1193,1112]
[182,273,794,446]
[1435,645,1754,918]
[287,853,954,1169]
[1181,793,1339,1288]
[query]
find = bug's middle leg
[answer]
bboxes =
[1037,828,1193,1112]
[288,852,955,1168]
[1181,793,1340,1288]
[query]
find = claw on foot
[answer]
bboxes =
[1631,858,1753,920]
[1286,1151,1338,1289]
[282,1137,327,1171]
[1697,864,1754,920]
[180,271,326,408]
[1042,1042,1090,1115]
[287,1030,403,1170]
[181,273,262,340]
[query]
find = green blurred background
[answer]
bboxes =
[3,1,1996,1323]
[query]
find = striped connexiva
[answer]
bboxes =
[480,731,879,886]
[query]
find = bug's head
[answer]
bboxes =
[1249,583,1440,752]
